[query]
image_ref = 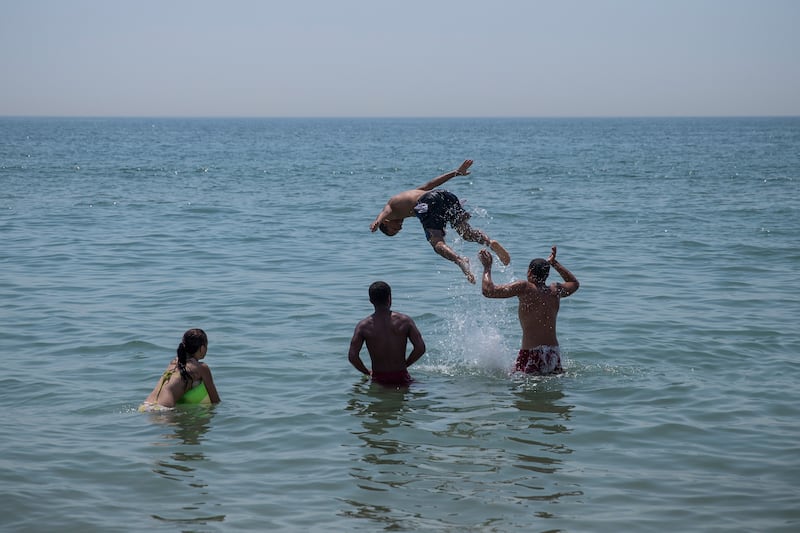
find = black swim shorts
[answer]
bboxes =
[413,189,470,238]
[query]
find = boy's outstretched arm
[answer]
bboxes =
[370,202,393,232]
[417,159,473,191]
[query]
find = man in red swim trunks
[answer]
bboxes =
[348,281,426,386]
[478,245,580,375]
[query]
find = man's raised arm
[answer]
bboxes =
[479,249,524,299]
[548,245,580,297]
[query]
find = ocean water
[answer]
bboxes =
[1,116,798,532]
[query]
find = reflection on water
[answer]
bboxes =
[342,378,582,529]
[342,383,429,527]
[146,406,225,525]
[347,383,422,432]
[346,383,427,471]
[510,380,583,511]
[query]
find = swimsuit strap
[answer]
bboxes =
[154,369,174,401]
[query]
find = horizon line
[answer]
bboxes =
[2,114,799,120]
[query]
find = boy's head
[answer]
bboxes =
[378,219,403,236]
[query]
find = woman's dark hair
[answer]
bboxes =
[176,328,207,384]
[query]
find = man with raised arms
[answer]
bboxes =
[348,281,426,387]
[479,245,580,374]
[371,159,510,283]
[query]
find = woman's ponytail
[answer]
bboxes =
[175,329,207,384]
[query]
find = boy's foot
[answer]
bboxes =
[457,257,476,284]
[490,241,511,265]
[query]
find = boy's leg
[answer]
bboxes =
[428,231,476,283]
[454,222,511,265]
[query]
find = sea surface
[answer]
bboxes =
[1,117,798,532]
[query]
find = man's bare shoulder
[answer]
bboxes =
[390,310,415,323]
[390,311,419,332]
[514,280,538,294]
[517,281,555,303]
[549,281,576,297]
[354,314,375,332]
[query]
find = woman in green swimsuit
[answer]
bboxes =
[140,328,221,411]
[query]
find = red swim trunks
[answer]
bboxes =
[515,346,563,375]
[371,370,414,386]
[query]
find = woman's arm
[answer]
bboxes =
[199,364,221,403]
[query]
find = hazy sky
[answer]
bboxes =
[1,0,798,117]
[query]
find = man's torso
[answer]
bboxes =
[518,284,561,348]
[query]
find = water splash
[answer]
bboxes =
[420,285,517,378]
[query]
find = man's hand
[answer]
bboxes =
[547,245,557,264]
[478,248,493,269]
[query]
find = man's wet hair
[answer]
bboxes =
[528,258,550,281]
[378,222,392,236]
[369,281,391,305]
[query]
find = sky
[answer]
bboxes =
[1,0,798,117]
